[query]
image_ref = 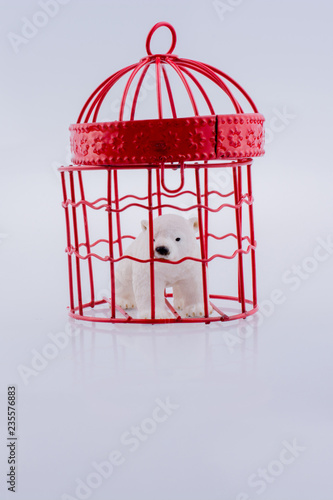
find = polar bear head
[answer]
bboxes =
[141,214,199,261]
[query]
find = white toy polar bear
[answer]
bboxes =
[115,214,211,319]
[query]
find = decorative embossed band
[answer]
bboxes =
[70,113,265,166]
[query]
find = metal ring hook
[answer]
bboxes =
[160,162,185,194]
[146,22,177,56]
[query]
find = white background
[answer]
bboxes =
[1,1,333,499]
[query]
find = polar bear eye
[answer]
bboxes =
[175,237,181,242]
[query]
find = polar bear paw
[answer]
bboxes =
[173,297,185,311]
[139,308,173,320]
[183,303,213,318]
[117,297,136,310]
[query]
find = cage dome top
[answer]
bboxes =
[70,22,265,166]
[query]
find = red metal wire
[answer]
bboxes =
[178,66,215,115]
[232,166,246,313]
[204,62,259,113]
[247,164,257,307]
[119,60,150,121]
[155,57,163,119]
[61,172,75,313]
[80,64,138,123]
[204,166,209,265]
[130,63,151,120]
[78,171,95,307]
[67,295,258,324]
[146,22,177,56]
[148,169,156,319]
[160,163,185,193]
[178,59,243,113]
[161,66,177,118]
[155,169,163,216]
[195,168,210,319]
[58,159,254,173]
[113,170,123,257]
[69,172,83,316]
[65,244,256,264]
[165,57,199,115]
[107,169,116,317]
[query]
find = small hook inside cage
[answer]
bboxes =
[160,162,185,193]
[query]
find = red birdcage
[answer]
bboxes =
[59,22,265,324]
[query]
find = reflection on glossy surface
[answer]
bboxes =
[2,308,332,500]
[69,317,259,384]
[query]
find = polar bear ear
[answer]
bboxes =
[141,220,149,231]
[189,217,199,232]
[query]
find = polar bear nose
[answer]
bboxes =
[155,246,170,256]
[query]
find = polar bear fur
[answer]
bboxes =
[115,214,210,319]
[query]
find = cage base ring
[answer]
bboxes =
[67,294,258,325]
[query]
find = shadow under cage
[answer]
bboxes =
[59,22,265,324]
